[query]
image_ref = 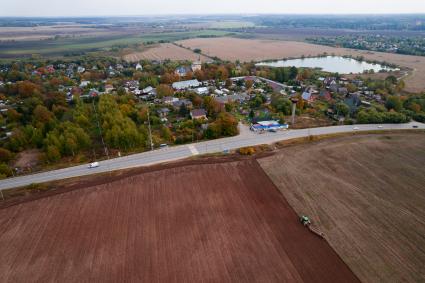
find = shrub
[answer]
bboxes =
[239,147,256,155]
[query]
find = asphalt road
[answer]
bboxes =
[0,122,423,190]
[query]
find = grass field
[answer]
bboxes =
[0,159,358,282]
[178,37,425,93]
[259,133,425,283]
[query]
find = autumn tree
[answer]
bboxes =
[156,84,174,98]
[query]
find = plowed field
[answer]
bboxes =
[259,133,425,283]
[0,160,358,282]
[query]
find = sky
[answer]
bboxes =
[1,0,425,17]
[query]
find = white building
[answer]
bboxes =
[172,79,201,90]
[195,87,209,95]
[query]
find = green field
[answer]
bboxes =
[0,30,234,59]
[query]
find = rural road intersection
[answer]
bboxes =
[0,122,423,190]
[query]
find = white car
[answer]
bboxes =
[353,127,360,130]
[88,162,100,168]
[378,125,383,128]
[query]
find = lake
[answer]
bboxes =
[256,56,397,74]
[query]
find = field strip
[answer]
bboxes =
[188,145,199,155]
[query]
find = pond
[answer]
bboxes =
[256,56,397,74]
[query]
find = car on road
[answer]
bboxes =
[88,162,100,169]
[353,127,360,130]
[413,125,418,128]
[159,144,169,148]
[378,125,383,128]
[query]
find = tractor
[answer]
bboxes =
[300,215,311,226]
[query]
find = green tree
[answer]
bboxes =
[385,96,402,112]
[335,102,350,116]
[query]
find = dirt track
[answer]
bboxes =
[178,37,425,93]
[259,133,425,283]
[0,159,358,282]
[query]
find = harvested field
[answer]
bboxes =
[259,133,425,283]
[178,37,425,93]
[124,43,211,62]
[0,159,358,282]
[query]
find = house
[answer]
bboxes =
[172,79,200,90]
[163,96,179,105]
[77,66,86,73]
[79,81,90,88]
[195,87,209,95]
[329,84,340,93]
[142,86,154,94]
[214,89,224,96]
[319,90,332,102]
[172,99,193,110]
[88,89,100,97]
[191,61,202,72]
[157,108,170,118]
[105,84,114,94]
[190,109,207,120]
[324,77,337,86]
[301,91,316,103]
[46,65,55,73]
[125,80,139,91]
[175,66,191,77]
[135,63,143,71]
[338,87,348,95]
[214,94,249,105]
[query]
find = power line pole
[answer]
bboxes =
[147,105,154,151]
[92,99,110,159]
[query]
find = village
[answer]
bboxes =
[0,56,423,176]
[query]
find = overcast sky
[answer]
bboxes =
[2,0,425,17]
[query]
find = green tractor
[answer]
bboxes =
[300,215,311,226]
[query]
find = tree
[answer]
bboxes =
[245,80,254,90]
[385,95,402,112]
[0,148,12,163]
[179,103,188,117]
[0,163,12,178]
[156,84,174,98]
[46,145,61,162]
[289,66,298,80]
[335,102,350,116]
[33,105,54,125]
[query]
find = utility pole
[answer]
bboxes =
[290,98,299,126]
[92,99,110,159]
[147,105,154,151]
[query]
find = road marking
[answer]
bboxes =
[188,145,199,155]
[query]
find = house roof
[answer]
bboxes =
[191,109,207,117]
[302,92,312,101]
[172,79,200,90]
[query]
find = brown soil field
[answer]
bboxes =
[124,43,210,62]
[258,133,425,283]
[177,37,425,93]
[0,159,358,283]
